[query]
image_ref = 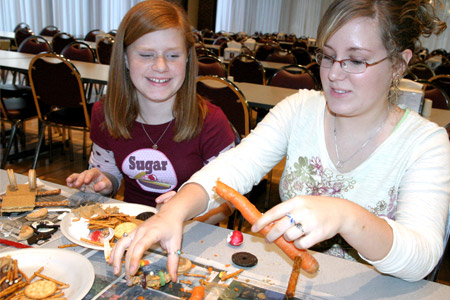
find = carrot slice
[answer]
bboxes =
[214,180,319,274]
[188,285,205,300]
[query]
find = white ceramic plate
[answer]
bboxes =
[1,248,94,300]
[60,203,157,250]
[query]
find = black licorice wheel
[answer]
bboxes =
[232,251,258,267]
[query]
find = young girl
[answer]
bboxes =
[66,0,235,208]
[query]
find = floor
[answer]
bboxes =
[1,118,449,286]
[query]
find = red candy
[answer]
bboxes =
[227,230,243,246]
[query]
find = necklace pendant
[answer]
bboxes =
[336,161,344,169]
[152,145,158,150]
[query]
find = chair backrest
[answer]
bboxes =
[61,41,96,63]
[17,35,52,54]
[212,36,229,46]
[84,29,105,42]
[291,47,312,66]
[434,63,450,76]
[254,43,279,61]
[96,35,115,65]
[292,39,308,50]
[266,50,296,64]
[15,28,34,49]
[430,75,450,101]
[196,75,249,138]
[198,55,227,77]
[407,63,436,80]
[51,32,76,54]
[417,78,450,110]
[228,54,266,85]
[306,62,322,90]
[39,25,60,37]
[14,22,31,32]
[268,64,318,90]
[28,53,90,127]
[107,30,117,37]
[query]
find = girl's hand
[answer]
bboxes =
[66,168,113,196]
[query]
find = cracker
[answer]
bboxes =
[114,222,136,239]
[24,279,57,299]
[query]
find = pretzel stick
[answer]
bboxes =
[220,269,244,281]
[18,269,29,284]
[0,281,26,297]
[80,237,104,246]
[35,200,69,207]
[182,273,208,278]
[35,273,66,286]
[29,267,44,282]
[13,260,18,280]
[37,189,61,197]
[58,243,79,249]
[285,255,302,298]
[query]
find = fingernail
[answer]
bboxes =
[129,265,136,275]
[113,266,119,275]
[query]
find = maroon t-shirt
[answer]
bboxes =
[90,101,234,206]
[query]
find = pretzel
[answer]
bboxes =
[285,255,302,298]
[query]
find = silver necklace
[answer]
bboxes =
[141,119,173,150]
[333,108,389,169]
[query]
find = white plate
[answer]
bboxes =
[60,203,157,250]
[1,248,94,300]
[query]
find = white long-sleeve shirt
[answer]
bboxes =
[186,89,450,281]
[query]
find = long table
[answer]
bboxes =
[1,170,450,299]
[0,49,108,84]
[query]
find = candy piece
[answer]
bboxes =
[227,230,243,246]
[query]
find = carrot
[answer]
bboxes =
[188,285,205,300]
[286,255,302,298]
[214,180,319,274]
[193,202,232,222]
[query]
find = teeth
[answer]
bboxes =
[149,78,169,83]
[334,89,346,94]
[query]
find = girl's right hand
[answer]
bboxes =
[66,168,113,195]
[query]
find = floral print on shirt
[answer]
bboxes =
[280,156,398,261]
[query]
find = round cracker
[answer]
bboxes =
[114,222,137,239]
[24,279,57,299]
[177,257,192,273]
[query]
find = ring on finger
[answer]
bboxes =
[168,250,182,256]
[295,222,305,236]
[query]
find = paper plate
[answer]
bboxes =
[60,203,157,250]
[1,248,95,300]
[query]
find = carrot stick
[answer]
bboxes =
[214,180,319,274]
[193,202,232,222]
[188,285,205,300]
[286,255,302,298]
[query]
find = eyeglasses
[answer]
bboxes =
[315,52,390,74]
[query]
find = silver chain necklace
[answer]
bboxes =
[333,108,389,169]
[141,119,173,150]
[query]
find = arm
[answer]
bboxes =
[186,92,305,214]
[66,143,123,196]
[109,182,209,283]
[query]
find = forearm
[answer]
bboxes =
[338,199,393,261]
[157,183,210,221]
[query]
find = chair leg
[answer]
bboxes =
[68,129,74,161]
[48,126,53,162]
[32,122,46,170]
[1,122,19,169]
[82,130,87,159]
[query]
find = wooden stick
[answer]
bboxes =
[285,255,302,298]
[80,237,104,247]
[182,273,208,278]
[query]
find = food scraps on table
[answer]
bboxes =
[0,255,69,299]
